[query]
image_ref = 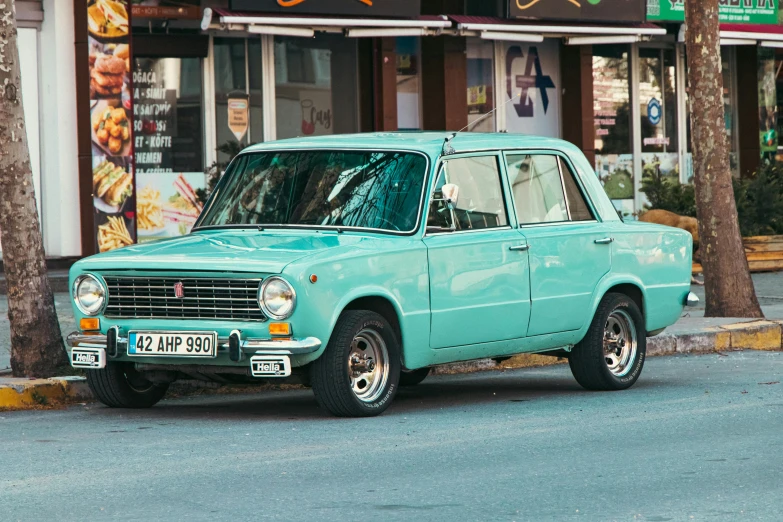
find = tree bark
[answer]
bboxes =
[685,0,763,318]
[0,1,68,376]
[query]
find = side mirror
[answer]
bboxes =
[441,183,460,207]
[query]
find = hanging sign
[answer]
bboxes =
[229,0,421,17]
[510,0,646,22]
[647,0,778,24]
[132,1,201,19]
[227,95,250,142]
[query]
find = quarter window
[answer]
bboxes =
[427,155,508,232]
[559,157,594,221]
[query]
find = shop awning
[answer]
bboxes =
[677,23,783,46]
[449,15,666,45]
[202,7,452,37]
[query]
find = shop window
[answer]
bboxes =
[466,38,495,133]
[593,45,634,218]
[758,48,778,164]
[274,34,359,140]
[503,40,560,137]
[213,37,264,162]
[396,37,421,130]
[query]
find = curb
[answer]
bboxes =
[0,376,92,410]
[3,320,782,410]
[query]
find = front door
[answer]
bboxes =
[505,152,611,336]
[424,154,531,349]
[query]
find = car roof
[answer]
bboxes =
[242,132,573,157]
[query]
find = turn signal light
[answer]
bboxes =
[80,318,100,331]
[269,323,291,336]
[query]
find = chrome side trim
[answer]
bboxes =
[66,332,322,356]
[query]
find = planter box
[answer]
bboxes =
[693,235,783,273]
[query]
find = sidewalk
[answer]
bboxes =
[2,274,783,409]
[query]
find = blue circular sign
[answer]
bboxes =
[647,98,662,126]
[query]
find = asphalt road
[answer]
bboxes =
[2,352,782,521]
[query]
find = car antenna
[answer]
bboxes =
[441,93,521,156]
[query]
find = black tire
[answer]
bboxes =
[86,362,169,408]
[311,310,401,417]
[399,367,430,387]
[568,292,646,391]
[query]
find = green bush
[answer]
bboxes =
[640,169,697,217]
[734,163,783,236]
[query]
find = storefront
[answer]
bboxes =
[65,0,783,258]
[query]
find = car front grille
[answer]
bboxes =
[103,276,266,322]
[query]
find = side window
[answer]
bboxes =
[506,154,568,224]
[558,157,594,222]
[427,155,508,232]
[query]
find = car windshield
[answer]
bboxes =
[197,150,428,233]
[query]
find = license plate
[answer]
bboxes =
[250,355,291,377]
[71,348,106,369]
[128,331,218,358]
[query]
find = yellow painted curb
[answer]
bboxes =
[720,321,782,351]
[502,353,565,369]
[0,377,91,411]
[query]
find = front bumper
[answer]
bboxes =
[66,331,322,357]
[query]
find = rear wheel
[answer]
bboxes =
[399,367,430,387]
[86,362,169,408]
[568,293,646,391]
[311,310,400,417]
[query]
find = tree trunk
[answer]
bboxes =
[0,1,68,376]
[685,0,763,318]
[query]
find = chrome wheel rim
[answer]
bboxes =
[603,309,637,377]
[348,328,389,403]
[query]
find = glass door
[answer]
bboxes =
[638,46,680,206]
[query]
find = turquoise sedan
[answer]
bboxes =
[67,132,694,417]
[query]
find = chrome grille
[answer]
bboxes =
[103,276,266,322]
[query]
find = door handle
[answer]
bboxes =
[594,237,614,244]
[509,244,530,251]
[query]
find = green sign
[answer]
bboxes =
[647,0,778,24]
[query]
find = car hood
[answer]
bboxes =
[75,229,367,274]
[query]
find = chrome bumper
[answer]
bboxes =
[66,332,322,356]
[685,292,700,307]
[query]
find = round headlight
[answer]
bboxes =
[259,277,296,320]
[73,274,106,316]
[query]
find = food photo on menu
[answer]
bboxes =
[93,158,133,213]
[87,0,129,40]
[92,102,131,156]
[96,213,135,253]
[136,173,206,242]
[89,42,129,99]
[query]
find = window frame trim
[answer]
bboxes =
[423,151,512,237]
[501,149,601,227]
[193,147,432,236]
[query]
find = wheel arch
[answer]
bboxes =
[343,295,402,344]
[584,275,650,337]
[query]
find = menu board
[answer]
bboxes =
[133,60,178,174]
[86,0,136,253]
[133,57,207,243]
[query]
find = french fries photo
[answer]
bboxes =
[97,215,133,252]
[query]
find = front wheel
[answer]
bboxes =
[311,310,400,417]
[568,293,646,391]
[86,362,169,408]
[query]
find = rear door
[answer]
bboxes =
[424,153,531,349]
[504,152,612,336]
